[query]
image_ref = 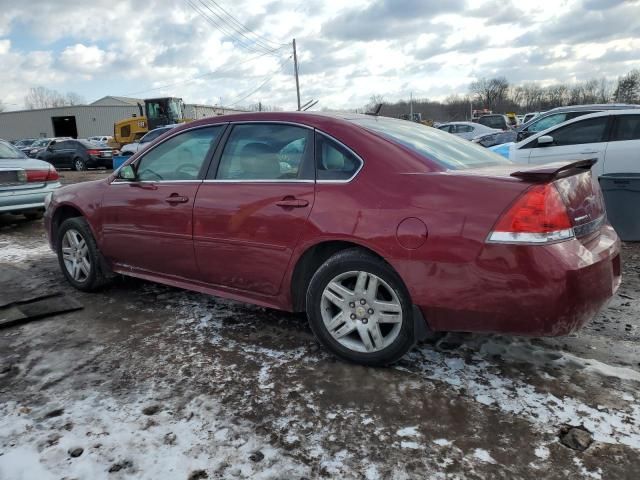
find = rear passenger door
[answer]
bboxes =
[193,123,315,296]
[603,114,640,175]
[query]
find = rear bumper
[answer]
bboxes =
[411,225,621,336]
[87,156,113,168]
[0,182,62,214]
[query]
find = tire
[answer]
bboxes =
[24,211,44,221]
[56,217,111,292]
[306,248,415,366]
[73,157,86,171]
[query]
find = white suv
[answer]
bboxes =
[509,110,640,176]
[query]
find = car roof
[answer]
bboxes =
[544,103,640,113]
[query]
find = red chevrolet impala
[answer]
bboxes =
[44,112,621,365]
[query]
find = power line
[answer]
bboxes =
[202,0,287,50]
[225,57,292,108]
[187,0,282,57]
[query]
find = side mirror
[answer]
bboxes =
[118,164,136,180]
[537,135,554,146]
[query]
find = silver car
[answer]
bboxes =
[0,140,62,220]
[436,121,500,140]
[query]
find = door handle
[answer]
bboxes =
[580,150,598,154]
[276,197,309,208]
[165,195,189,204]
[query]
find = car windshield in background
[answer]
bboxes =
[479,116,505,129]
[31,139,50,148]
[352,117,511,170]
[0,141,26,159]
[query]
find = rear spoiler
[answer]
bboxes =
[510,158,596,182]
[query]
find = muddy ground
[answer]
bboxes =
[0,171,639,479]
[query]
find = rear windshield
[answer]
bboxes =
[0,141,26,159]
[478,116,506,129]
[351,116,511,170]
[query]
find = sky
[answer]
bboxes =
[0,0,638,111]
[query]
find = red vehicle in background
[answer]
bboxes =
[44,112,621,366]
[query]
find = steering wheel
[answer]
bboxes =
[175,163,200,178]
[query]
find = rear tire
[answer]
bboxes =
[306,248,415,366]
[56,217,111,292]
[73,157,86,171]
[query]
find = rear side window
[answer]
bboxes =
[548,117,609,146]
[353,117,511,170]
[216,123,313,180]
[454,125,473,133]
[611,115,640,141]
[437,125,451,132]
[136,126,222,181]
[316,133,362,181]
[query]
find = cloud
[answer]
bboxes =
[59,44,116,74]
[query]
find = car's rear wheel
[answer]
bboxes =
[57,217,111,291]
[306,249,415,366]
[73,157,86,171]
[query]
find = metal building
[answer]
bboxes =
[0,96,245,141]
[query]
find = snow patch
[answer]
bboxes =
[473,448,496,464]
[433,439,452,447]
[0,242,53,263]
[396,426,419,437]
[534,445,550,460]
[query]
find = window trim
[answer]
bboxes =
[112,123,228,184]
[314,130,365,184]
[205,121,316,183]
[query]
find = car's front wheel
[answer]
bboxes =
[306,249,415,366]
[57,217,111,291]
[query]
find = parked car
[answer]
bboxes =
[436,122,500,140]
[37,139,114,171]
[120,125,177,156]
[44,112,620,366]
[477,114,511,131]
[13,138,38,151]
[88,135,113,144]
[474,104,640,148]
[26,137,72,158]
[0,139,61,220]
[509,109,640,177]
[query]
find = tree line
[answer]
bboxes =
[365,69,640,122]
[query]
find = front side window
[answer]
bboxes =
[456,125,473,133]
[216,124,312,180]
[611,115,640,141]
[135,126,222,181]
[316,134,362,181]
[437,125,451,133]
[528,113,568,133]
[546,117,609,146]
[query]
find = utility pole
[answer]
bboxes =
[293,38,301,111]
[410,92,413,119]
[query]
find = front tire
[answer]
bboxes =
[57,217,111,291]
[306,249,415,366]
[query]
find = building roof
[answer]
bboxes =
[90,96,142,106]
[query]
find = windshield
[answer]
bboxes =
[0,141,27,159]
[352,116,511,170]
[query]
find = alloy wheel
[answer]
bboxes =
[320,270,403,353]
[75,159,85,171]
[61,229,91,282]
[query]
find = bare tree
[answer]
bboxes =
[614,69,640,103]
[469,77,509,110]
[24,86,85,109]
[0,100,5,113]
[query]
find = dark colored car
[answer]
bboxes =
[44,112,621,366]
[477,114,511,131]
[37,139,114,171]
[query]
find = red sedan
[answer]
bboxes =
[44,112,621,366]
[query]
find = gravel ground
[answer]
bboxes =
[0,171,638,479]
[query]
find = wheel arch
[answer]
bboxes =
[51,204,86,249]
[290,239,389,313]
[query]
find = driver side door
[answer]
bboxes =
[99,125,226,279]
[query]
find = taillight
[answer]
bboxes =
[87,149,100,155]
[487,183,574,244]
[26,166,59,182]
